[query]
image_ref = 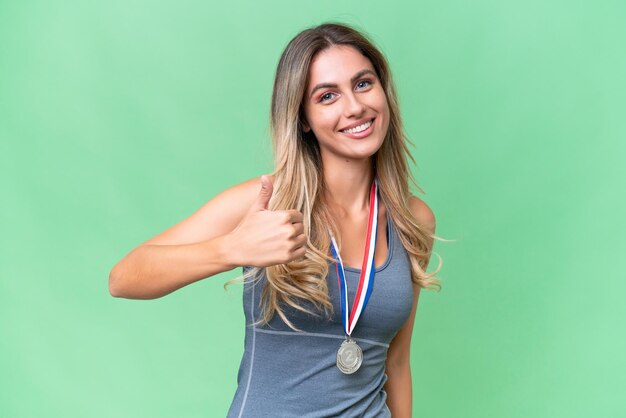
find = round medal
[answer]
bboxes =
[336,338,363,374]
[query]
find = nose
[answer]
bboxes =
[343,91,366,119]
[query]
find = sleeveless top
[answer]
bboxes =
[227,211,414,418]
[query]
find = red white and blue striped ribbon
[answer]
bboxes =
[329,179,379,336]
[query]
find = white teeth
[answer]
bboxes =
[341,120,372,134]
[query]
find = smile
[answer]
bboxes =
[339,118,375,139]
[340,119,374,134]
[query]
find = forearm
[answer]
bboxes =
[384,363,412,418]
[109,235,236,299]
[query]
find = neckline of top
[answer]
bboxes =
[342,210,394,274]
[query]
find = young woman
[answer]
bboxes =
[110,22,441,418]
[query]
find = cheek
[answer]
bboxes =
[312,110,340,131]
[377,98,391,135]
[375,96,390,125]
[367,88,389,116]
[378,92,390,114]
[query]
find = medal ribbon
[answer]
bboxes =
[328,179,379,337]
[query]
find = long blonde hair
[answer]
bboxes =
[227,22,443,331]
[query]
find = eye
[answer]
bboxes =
[356,79,373,90]
[319,92,336,103]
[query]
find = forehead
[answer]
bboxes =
[307,45,375,85]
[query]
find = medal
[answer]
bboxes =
[329,178,379,375]
[336,337,363,374]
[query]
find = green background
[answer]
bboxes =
[1,0,624,417]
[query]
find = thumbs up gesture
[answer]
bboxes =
[227,175,307,268]
[250,174,275,212]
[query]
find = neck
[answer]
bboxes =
[323,157,375,218]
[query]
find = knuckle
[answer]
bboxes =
[282,225,294,238]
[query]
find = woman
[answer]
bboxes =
[109,22,441,418]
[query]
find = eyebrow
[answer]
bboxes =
[309,69,377,98]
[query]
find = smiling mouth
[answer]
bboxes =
[340,118,375,134]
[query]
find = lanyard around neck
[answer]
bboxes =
[328,179,379,336]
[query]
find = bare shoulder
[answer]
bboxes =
[208,175,273,207]
[198,173,275,215]
[138,175,269,246]
[408,195,436,234]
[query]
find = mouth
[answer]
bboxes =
[339,118,375,139]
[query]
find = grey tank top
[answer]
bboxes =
[227,211,414,418]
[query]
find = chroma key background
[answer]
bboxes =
[1,0,624,417]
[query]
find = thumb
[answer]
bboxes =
[252,175,274,211]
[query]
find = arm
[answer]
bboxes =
[108,237,237,300]
[109,175,306,299]
[384,285,420,418]
[384,196,435,417]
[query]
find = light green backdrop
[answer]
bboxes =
[1,0,624,417]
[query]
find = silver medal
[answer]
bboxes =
[336,338,363,374]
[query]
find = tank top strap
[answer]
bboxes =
[385,209,397,268]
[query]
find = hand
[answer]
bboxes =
[226,175,307,267]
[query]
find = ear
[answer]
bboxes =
[301,119,311,133]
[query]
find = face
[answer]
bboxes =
[302,45,390,163]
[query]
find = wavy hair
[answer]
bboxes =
[226,22,443,331]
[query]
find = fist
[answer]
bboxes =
[227,175,307,267]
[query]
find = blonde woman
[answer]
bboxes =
[110,22,441,418]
